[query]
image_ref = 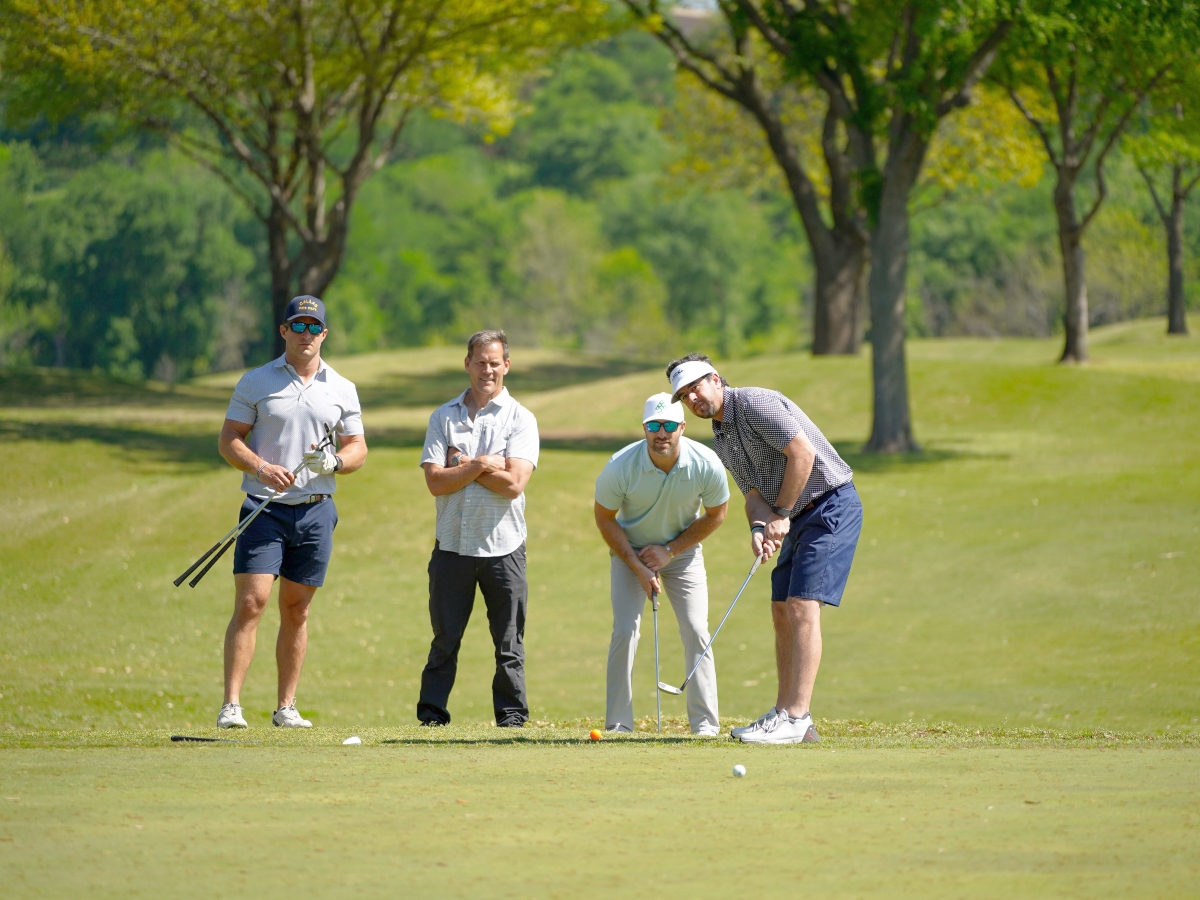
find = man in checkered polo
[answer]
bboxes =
[667,353,863,744]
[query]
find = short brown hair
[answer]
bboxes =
[666,352,727,386]
[467,329,509,360]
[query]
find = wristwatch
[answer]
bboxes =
[333,454,344,472]
[771,504,792,517]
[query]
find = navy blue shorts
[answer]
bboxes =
[232,496,338,587]
[770,482,862,606]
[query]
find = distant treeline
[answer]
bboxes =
[0,34,1194,380]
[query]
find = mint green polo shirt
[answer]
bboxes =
[594,437,731,548]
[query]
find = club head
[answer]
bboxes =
[657,682,683,695]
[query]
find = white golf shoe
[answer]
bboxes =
[730,707,780,739]
[217,703,248,729]
[272,704,312,728]
[736,710,819,745]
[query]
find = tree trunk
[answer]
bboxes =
[1166,165,1188,336]
[865,134,924,454]
[1053,173,1089,362]
[268,204,293,359]
[812,239,868,354]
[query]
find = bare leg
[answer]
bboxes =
[276,577,318,708]
[772,601,795,711]
[775,597,822,717]
[223,574,277,705]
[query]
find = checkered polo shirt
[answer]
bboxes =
[710,386,852,514]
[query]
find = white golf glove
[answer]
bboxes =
[303,447,338,475]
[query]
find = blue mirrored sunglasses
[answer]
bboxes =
[645,421,681,433]
[288,321,325,334]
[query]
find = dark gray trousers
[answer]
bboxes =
[417,543,528,726]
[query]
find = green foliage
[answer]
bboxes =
[0,144,258,377]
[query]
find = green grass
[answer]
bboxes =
[1,318,1198,895]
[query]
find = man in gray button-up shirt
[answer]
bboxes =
[418,329,539,726]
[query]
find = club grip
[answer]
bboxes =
[174,538,225,587]
[188,536,235,588]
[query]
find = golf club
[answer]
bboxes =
[174,423,337,588]
[658,553,764,696]
[651,588,661,732]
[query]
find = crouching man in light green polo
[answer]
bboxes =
[593,393,730,734]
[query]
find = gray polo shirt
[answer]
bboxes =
[595,437,730,548]
[421,387,539,557]
[225,355,364,504]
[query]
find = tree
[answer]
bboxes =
[1129,99,1200,337]
[621,2,869,357]
[624,1,1012,452]
[1,0,605,356]
[995,0,1193,362]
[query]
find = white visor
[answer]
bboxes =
[669,360,717,402]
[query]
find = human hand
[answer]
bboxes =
[634,561,661,599]
[258,463,295,492]
[638,544,672,572]
[303,446,338,475]
[752,529,780,562]
[475,454,506,474]
[764,513,791,546]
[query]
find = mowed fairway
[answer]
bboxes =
[1,319,1198,896]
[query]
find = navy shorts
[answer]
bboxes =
[232,496,338,587]
[770,482,863,606]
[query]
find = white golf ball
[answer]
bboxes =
[732,764,746,778]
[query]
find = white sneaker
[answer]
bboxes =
[217,703,248,729]
[272,704,312,728]
[730,707,780,739]
[606,724,632,733]
[694,725,721,737]
[737,711,819,744]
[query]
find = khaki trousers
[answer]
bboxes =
[606,546,719,733]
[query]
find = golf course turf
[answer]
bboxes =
[1,319,1197,896]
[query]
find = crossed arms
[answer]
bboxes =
[423,450,534,500]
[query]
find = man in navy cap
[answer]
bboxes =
[215,295,368,729]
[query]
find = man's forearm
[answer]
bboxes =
[775,438,816,510]
[663,510,726,556]
[596,517,643,571]
[424,461,484,496]
[334,436,367,475]
[219,435,263,474]
[745,490,773,524]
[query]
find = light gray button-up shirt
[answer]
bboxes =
[226,355,364,504]
[421,387,540,557]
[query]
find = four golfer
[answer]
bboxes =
[215,295,367,729]
[667,353,863,744]
[594,393,729,734]
[417,329,540,727]
[204,298,863,738]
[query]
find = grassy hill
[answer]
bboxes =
[2,318,1197,734]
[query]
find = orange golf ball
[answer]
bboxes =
[589,729,602,741]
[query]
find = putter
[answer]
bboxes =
[174,424,337,588]
[651,588,661,733]
[658,553,764,696]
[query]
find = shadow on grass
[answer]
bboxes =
[0,367,228,409]
[365,427,638,456]
[379,735,703,746]
[833,441,1010,472]
[355,358,656,408]
[0,418,224,469]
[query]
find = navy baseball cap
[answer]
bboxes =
[284,295,326,325]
